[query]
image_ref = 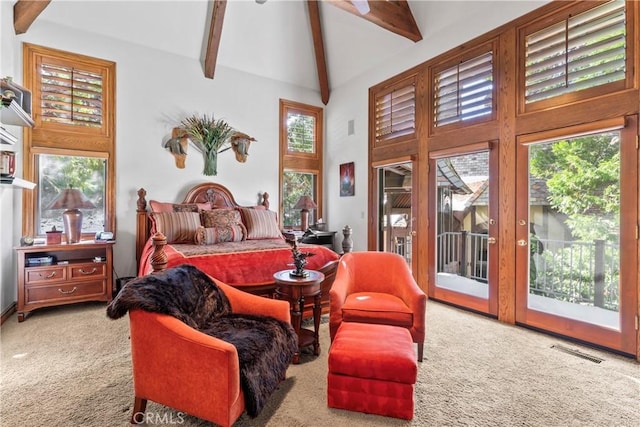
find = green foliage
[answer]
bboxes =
[287,113,314,153]
[282,172,314,228]
[180,113,235,175]
[529,133,620,241]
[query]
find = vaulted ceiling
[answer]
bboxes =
[11,0,425,104]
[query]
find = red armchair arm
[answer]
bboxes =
[129,310,245,427]
[329,257,353,340]
[215,279,291,323]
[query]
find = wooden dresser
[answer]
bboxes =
[15,241,114,321]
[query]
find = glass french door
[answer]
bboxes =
[376,162,415,270]
[428,144,499,316]
[515,118,638,355]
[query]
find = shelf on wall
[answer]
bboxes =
[0,176,36,189]
[0,99,34,127]
[0,126,17,144]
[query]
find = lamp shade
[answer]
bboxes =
[293,195,317,210]
[46,188,96,244]
[46,188,96,210]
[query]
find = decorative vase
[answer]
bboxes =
[203,150,218,176]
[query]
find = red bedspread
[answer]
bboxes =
[138,238,340,285]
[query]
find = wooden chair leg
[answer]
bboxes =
[417,342,424,362]
[130,397,147,424]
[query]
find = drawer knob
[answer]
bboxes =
[57,287,77,295]
[78,268,97,275]
[39,271,57,279]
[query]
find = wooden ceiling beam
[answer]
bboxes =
[204,0,227,79]
[14,0,51,35]
[307,0,330,105]
[327,0,422,42]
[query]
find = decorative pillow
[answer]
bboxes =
[200,208,243,228]
[150,211,201,243]
[195,225,245,245]
[239,208,282,240]
[149,200,212,213]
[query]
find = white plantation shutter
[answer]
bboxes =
[434,51,494,127]
[375,83,415,143]
[40,63,103,127]
[525,0,626,104]
[286,112,315,153]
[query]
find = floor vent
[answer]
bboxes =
[551,344,604,363]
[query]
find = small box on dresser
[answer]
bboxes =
[15,241,114,322]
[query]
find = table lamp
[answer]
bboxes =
[46,188,96,243]
[293,195,317,231]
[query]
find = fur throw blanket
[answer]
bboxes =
[106,264,297,417]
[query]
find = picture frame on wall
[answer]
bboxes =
[340,162,355,197]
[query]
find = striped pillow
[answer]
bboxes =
[195,225,245,245]
[239,208,282,240]
[150,211,201,243]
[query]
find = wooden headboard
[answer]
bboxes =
[135,182,269,268]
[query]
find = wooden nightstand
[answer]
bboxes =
[15,241,114,322]
[300,230,337,251]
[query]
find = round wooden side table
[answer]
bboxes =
[273,269,325,364]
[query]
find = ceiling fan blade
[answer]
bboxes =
[351,0,370,15]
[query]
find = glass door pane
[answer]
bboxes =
[430,148,497,315]
[435,153,489,298]
[526,132,621,329]
[516,121,637,355]
[377,162,413,269]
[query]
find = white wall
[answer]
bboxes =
[0,0,549,314]
[0,2,322,313]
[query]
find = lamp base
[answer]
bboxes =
[300,209,309,231]
[62,208,83,243]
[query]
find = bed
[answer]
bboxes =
[135,182,349,314]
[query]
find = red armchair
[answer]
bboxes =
[128,280,292,426]
[329,251,426,361]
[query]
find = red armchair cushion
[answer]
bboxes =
[341,292,413,328]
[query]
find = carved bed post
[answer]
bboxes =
[341,225,353,253]
[136,188,149,270]
[150,232,168,273]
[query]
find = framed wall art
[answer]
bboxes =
[340,162,355,197]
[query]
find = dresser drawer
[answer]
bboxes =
[25,266,67,284]
[69,263,106,279]
[25,280,106,304]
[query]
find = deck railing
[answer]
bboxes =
[436,232,619,311]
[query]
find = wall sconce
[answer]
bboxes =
[293,195,317,231]
[46,188,96,243]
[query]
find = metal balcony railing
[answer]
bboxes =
[436,232,619,311]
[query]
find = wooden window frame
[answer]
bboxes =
[279,99,324,230]
[429,41,498,135]
[517,0,634,115]
[22,43,116,239]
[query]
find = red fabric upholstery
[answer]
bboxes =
[329,251,427,361]
[128,279,291,427]
[327,323,417,420]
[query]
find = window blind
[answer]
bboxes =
[375,83,415,142]
[525,0,626,104]
[433,51,493,127]
[287,112,315,153]
[40,63,103,127]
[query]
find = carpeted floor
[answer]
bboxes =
[1,300,638,427]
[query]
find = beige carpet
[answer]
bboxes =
[1,300,638,427]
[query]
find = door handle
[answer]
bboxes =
[518,239,528,246]
[487,237,496,244]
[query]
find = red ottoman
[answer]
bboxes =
[327,322,418,420]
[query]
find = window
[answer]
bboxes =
[374,77,416,144]
[22,44,115,240]
[279,99,323,230]
[433,49,494,128]
[521,0,628,111]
